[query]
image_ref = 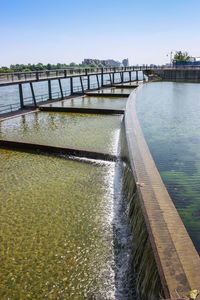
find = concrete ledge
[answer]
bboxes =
[113,84,138,88]
[125,86,200,299]
[39,106,124,115]
[85,92,129,98]
[0,140,117,162]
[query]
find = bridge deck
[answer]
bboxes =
[0,67,141,86]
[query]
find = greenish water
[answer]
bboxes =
[0,112,122,154]
[136,82,200,254]
[0,149,115,298]
[0,149,136,299]
[47,96,127,110]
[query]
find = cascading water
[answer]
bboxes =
[120,118,164,300]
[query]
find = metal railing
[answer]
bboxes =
[1,65,200,84]
[0,66,143,84]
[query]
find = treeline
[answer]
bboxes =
[0,62,104,73]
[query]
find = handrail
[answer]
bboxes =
[1,65,200,78]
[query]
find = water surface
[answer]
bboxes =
[0,112,122,155]
[0,149,134,299]
[136,82,200,254]
[47,96,127,110]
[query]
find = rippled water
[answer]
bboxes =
[0,84,139,298]
[47,96,127,110]
[0,149,126,299]
[0,112,122,155]
[136,82,200,254]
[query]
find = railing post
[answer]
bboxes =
[88,74,90,90]
[64,70,67,78]
[19,83,24,109]
[30,82,37,107]
[70,77,73,95]
[80,76,84,93]
[136,70,138,81]
[101,68,104,86]
[121,72,123,83]
[48,79,52,100]
[109,73,112,86]
[58,79,64,99]
[96,74,100,89]
[36,72,39,81]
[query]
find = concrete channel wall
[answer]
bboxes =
[124,86,200,299]
[146,69,200,82]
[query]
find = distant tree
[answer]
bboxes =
[173,51,190,62]
[69,62,77,67]
[46,63,52,70]
[98,64,103,68]
[22,68,31,72]
[90,63,97,68]
[0,66,13,73]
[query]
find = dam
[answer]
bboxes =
[0,67,200,299]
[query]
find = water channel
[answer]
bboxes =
[136,82,200,255]
[0,90,137,299]
[1,79,199,299]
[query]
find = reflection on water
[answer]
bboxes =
[0,149,134,299]
[136,82,200,254]
[91,88,131,94]
[0,112,122,155]
[48,96,127,110]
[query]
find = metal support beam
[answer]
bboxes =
[70,77,73,95]
[109,73,112,85]
[129,71,131,81]
[48,80,52,100]
[120,72,123,83]
[19,83,24,109]
[136,70,139,81]
[101,68,104,86]
[88,75,90,90]
[112,73,115,84]
[58,79,64,99]
[30,82,37,107]
[80,76,84,93]
[96,75,100,89]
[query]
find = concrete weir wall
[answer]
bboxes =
[124,87,200,299]
[147,69,200,82]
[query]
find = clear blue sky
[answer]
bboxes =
[1,0,200,66]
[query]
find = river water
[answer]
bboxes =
[136,82,200,255]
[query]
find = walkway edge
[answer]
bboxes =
[124,85,200,299]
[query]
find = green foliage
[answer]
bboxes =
[69,62,77,67]
[89,63,97,68]
[0,66,13,73]
[0,61,104,73]
[173,51,190,62]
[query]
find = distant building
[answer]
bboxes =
[82,58,125,67]
[122,58,129,67]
